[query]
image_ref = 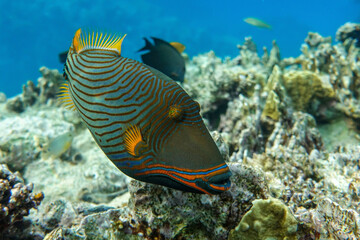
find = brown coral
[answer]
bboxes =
[283,70,335,111]
[5,66,65,113]
[0,164,43,238]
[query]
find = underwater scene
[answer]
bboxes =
[0,0,360,239]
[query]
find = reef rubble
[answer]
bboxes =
[0,22,359,239]
[0,164,43,239]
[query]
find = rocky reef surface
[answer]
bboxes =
[0,23,359,239]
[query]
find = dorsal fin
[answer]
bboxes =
[72,28,126,55]
[138,37,154,52]
[151,37,169,46]
[170,42,186,53]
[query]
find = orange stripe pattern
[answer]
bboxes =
[63,30,231,194]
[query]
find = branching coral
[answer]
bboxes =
[298,198,360,239]
[6,67,64,113]
[0,164,43,238]
[336,22,360,48]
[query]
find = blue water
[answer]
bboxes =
[1,0,359,97]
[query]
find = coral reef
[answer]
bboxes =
[217,90,264,157]
[298,198,360,239]
[182,38,273,127]
[23,128,130,205]
[0,22,359,239]
[282,70,335,111]
[281,29,360,123]
[0,92,6,103]
[186,22,360,239]
[0,164,43,238]
[0,85,128,205]
[336,22,360,48]
[5,67,64,113]
[0,114,74,172]
[38,162,268,240]
[121,163,268,239]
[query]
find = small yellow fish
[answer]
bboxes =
[42,132,74,159]
[244,17,272,29]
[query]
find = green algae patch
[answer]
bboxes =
[283,71,335,111]
[262,90,281,121]
[229,198,298,240]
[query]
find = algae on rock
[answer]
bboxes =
[229,198,298,240]
[261,90,281,122]
[283,70,335,111]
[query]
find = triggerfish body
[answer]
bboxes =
[244,17,272,29]
[60,29,231,194]
[138,37,186,83]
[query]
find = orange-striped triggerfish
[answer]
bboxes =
[59,29,231,194]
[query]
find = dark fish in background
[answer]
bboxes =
[138,37,186,82]
[58,37,186,83]
[59,29,231,194]
[59,51,68,64]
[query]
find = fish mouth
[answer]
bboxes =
[208,171,232,184]
[137,169,232,195]
[199,171,232,194]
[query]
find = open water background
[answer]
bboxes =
[0,0,359,97]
